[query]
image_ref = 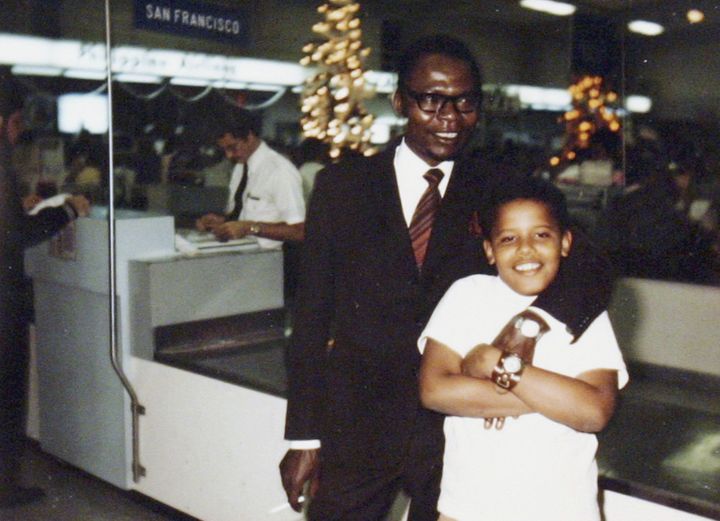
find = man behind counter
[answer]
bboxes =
[195,110,305,249]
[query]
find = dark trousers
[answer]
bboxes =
[308,428,443,521]
[0,320,29,488]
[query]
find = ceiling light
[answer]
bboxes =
[625,95,652,113]
[64,69,107,80]
[11,65,62,77]
[170,77,210,87]
[114,73,163,84]
[520,0,576,16]
[687,9,704,24]
[628,20,664,36]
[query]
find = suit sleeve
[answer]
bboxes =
[284,166,336,441]
[0,168,73,251]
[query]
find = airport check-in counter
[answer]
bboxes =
[24,209,175,488]
[126,239,300,520]
[128,243,285,363]
[26,210,301,520]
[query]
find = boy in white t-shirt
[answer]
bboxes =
[418,177,628,521]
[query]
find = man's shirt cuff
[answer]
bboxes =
[289,439,321,450]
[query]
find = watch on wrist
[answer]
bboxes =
[491,352,525,390]
[249,222,261,235]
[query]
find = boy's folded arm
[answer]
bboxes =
[511,367,619,432]
[419,338,532,418]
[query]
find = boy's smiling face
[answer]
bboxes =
[483,199,572,296]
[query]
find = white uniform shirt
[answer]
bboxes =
[225,141,305,249]
[419,275,628,521]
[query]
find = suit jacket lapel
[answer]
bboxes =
[423,156,474,274]
[367,144,419,275]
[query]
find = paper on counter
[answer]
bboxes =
[27,193,71,215]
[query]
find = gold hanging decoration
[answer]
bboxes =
[300,0,376,159]
[550,75,622,167]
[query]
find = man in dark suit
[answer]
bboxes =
[280,35,612,520]
[0,83,90,508]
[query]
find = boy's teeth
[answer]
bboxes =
[436,132,457,138]
[515,262,540,272]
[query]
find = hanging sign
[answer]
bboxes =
[134,0,249,46]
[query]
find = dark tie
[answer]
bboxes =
[409,168,444,269]
[227,163,248,220]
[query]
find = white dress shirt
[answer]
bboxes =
[393,139,454,226]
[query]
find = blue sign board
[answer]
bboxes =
[134,0,249,46]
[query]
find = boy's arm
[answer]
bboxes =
[419,338,532,418]
[466,343,619,432]
[531,227,615,340]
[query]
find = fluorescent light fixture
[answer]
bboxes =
[0,34,55,66]
[246,83,285,92]
[628,20,664,36]
[520,0,576,16]
[114,73,162,84]
[364,70,397,93]
[170,77,210,87]
[625,95,652,113]
[213,80,248,90]
[63,69,106,80]
[57,93,109,134]
[503,85,572,111]
[11,65,62,77]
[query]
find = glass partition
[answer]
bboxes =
[598,2,720,285]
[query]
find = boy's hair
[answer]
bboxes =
[478,176,571,237]
[396,34,483,97]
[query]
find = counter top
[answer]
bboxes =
[156,346,720,519]
[598,364,720,519]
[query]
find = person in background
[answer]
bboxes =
[595,152,720,284]
[419,177,626,521]
[280,35,614,521]
[0,80,90,508]
[195,109,305,249]
[63,130,104,192]
[294,138,330,205]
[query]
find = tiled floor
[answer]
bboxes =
[0,442,197,521]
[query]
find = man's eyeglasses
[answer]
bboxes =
[404,90,480,114]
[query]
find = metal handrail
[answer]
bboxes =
[104,0,145,483]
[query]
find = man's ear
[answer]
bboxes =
[483,239,496,265]
[560,229,573,257]
[391,89,406,117]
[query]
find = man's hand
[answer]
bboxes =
[491,309,549,363]
[66,195,91,217]
[22,194,43,212]
[461,343,499,379]
[211,220,253,241]
[279,449,320,512]
[195,213,226,232]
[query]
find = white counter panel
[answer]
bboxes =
[603,491,715,521]
[131,357,303,521]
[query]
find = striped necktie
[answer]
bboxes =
[409,168,444,269]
